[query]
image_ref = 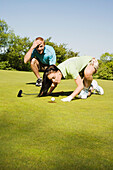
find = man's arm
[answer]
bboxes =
[24,40,41,64]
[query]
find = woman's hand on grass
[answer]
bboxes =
[61,96,73,102]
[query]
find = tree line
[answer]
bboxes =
[0,19,113,80]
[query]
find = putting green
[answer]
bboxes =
[0,70,113,169]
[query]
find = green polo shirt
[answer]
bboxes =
[57,56,93,79]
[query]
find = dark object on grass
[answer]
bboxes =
[17,90,38,97]
[17,90,23,97]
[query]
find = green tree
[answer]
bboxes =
[5,34,32,71]
[100,52,113,62]
[95,53,113,80]
[65,49,79,60]
[0,19,13,68]
[0,19,12,53]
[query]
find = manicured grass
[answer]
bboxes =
[0,70,113,169]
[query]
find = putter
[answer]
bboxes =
[17,89,38,97]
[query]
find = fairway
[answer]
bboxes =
[0,70,113,169]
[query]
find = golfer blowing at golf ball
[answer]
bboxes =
[38,56,104,102]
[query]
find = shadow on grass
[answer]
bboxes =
[50,91,73,97]
[48,91,82,101]
[17,90,74,98]
[24,85,99,100]
[49,91,100,101]
[26,82,36,85]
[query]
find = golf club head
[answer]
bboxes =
[17,90,23,97]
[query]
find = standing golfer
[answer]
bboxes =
[38,56,104,101]
[24,37,56,86]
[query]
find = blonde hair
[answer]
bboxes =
[89,58,99,71]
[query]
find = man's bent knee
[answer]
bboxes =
[30,58,39,66]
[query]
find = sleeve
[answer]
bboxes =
[49,48,56,65]
[31,49,35,58]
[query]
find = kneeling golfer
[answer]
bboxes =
[38,56,104,102]
[24,37,56,86]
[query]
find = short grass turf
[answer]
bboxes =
[0,70,113,170]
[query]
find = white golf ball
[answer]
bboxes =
[51,97,55,101]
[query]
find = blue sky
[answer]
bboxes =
[1,0,113,59]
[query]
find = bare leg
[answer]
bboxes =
[30,58,40,78]
[84,65,95,88]
[78,64,96,99]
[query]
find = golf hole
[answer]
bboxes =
[48,101,56,103]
